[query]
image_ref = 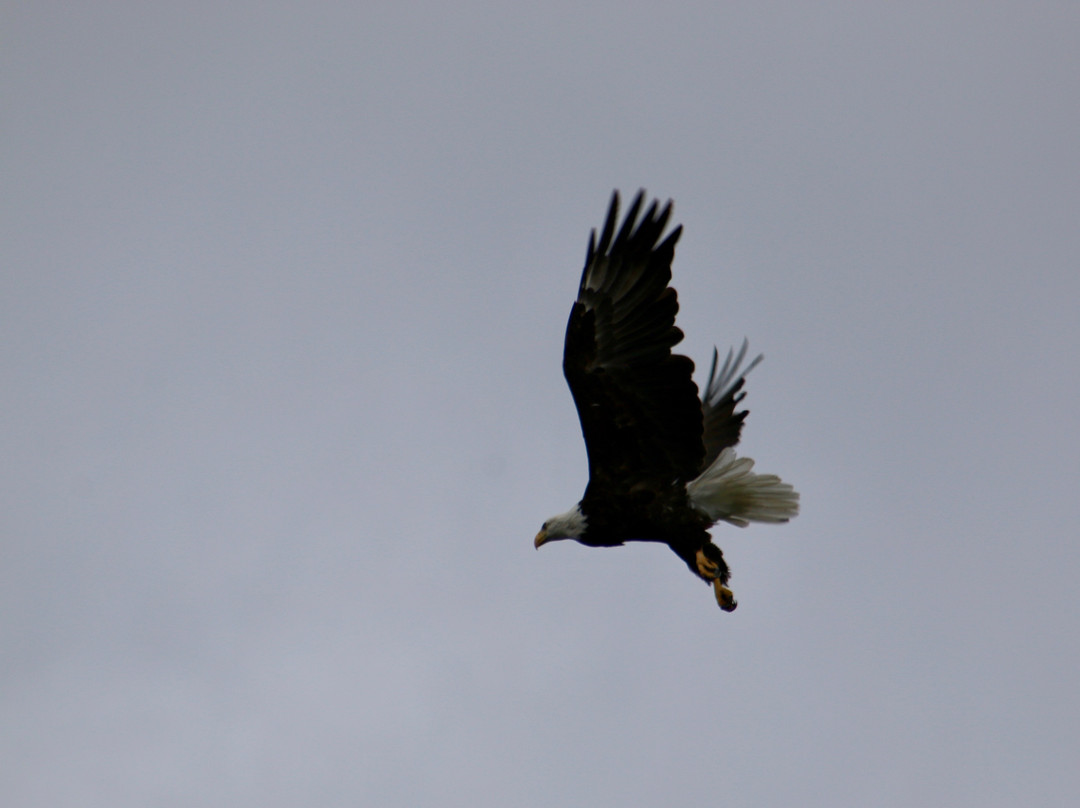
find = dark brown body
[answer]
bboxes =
[577,481,731,585]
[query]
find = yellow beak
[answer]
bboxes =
[534,530,548,549]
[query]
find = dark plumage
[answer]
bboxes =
[535,191,798,610]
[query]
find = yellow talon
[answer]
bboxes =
[714,580,737,612]
[695,548,720,579]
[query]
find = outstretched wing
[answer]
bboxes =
[563,190,705,488]
[698,339,762,473]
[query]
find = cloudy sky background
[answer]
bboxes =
[3,2,1078,805]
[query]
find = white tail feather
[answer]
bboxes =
[686,447,799,527]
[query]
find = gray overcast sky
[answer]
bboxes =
[3,2,1078,805]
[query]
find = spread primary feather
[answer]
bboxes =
[535,190,799,611]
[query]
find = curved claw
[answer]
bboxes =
[714,580,738,612]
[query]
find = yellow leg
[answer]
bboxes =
[698,549,737,611]
[713,579,737,611]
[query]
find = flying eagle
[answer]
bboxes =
[534,190,799,610]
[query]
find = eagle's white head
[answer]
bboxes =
[534,504,587,548]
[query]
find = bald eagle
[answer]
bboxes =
[535,191,798,610]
